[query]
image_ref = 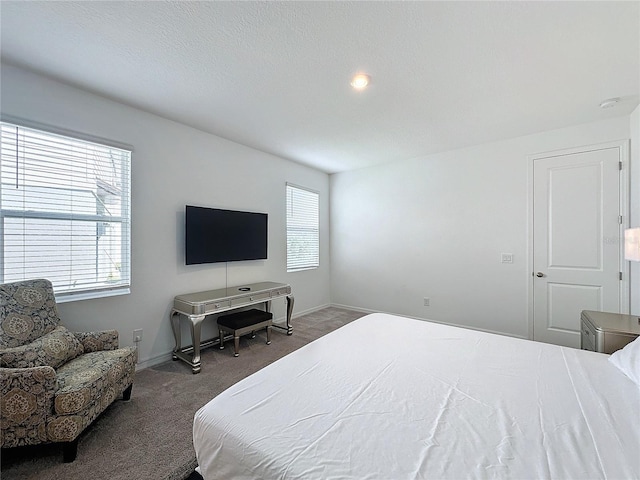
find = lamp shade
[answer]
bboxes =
[625,228,640,262]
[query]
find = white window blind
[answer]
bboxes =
[286,183,319,272]
[0,122,131,300]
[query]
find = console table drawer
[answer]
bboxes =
[230,291,271,307]
[174,298,231,315]
[272,286,291,297]
[207,300,231,312]
[581,320,597,351]
[581,327,595,352]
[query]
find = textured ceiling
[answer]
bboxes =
[1,1,638,173]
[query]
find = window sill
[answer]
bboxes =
[55,287,130,303]
[287,266,319,273]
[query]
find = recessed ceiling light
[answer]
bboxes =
[599,97,620,109]
[350,73,371,90]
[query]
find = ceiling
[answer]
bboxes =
[1,1,638,174]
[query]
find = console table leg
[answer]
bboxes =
[190,315,206,374]
[170,310,181,360]
[286,295,295,335]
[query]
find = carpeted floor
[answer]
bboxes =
[0,307,366,480]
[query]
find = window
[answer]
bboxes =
[286,183,319,272]
[0,121,131,301]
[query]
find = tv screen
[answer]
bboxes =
[185,205,268,265]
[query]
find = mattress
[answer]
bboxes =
[193,313,640,479]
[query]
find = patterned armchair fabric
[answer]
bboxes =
[0,278,61,348]
[0,279,136,462]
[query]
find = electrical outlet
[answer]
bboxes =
[423,297,430,307]
[133,329,143,343]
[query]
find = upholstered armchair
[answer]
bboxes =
[0,279,136,462]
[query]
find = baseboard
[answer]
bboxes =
[291,303,332,318]
[330,303,377,315]
[136,351,174,371]
[330,303,529,341]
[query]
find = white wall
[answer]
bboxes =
[1,64,331,367]
[630,105,640,316]
[330,117,634,338]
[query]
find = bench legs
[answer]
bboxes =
[233,334,240,357]
[219,325,272,357]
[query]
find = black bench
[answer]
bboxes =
[217,309,273,357]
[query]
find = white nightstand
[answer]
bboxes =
[580,310,640,354]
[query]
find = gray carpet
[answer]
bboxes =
[0,307,366,480]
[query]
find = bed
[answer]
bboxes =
[193,313,640,479]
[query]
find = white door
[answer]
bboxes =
[532,144,624,348]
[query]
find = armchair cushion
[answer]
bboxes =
[73,329,119,352]
[0,326,84,369]
[55,347,136,416]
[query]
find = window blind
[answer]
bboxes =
[286,183,319,272]
[0,122,131,300]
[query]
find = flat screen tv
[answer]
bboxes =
[185,205,268,265]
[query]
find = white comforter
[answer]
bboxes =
[194,313,640,479]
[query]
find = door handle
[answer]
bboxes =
[536,272,545,278]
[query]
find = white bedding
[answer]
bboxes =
[193,313,640,479]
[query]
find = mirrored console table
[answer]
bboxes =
[170,281,294,373]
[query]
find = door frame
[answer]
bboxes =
[526,140,630,341]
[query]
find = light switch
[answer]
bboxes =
[501,253,514,264]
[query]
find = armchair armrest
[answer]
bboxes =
[73,330,119,352]
[1,366,56,447]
